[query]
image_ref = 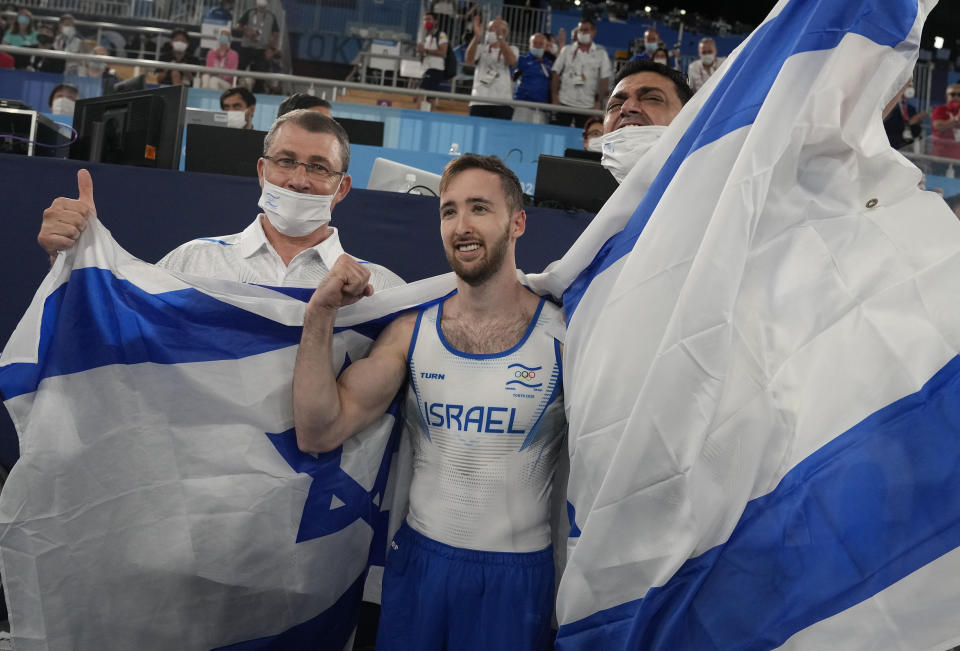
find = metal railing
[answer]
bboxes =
[0,44,603,117]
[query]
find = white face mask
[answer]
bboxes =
[485,30,498,44]
[577,32,592,45]
[654,58,668,66]
[258,177,342,237]
[86,62,106,75]
[701,53,715,65]
[528,46,544,58]
[172,40,187,53]
[51,96,75,115]
[595,125,667,184]
[256,0,267,7]
[549,42,558,55]
[61,25,75,38]
[226,109,247,128]
[904,87,916,99]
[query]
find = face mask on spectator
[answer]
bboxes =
[549,42,558,55]
[424,20,434,32]
[485,30,498,44]
[528,46,544,58]
[904,87,916,99]
[645,41,658,53]
[654,57,667,65]
[17,15,29,26]
[37,32,53,45]
[577,32,592,45]
[219,33,230,45]
[701,53,715,65]
[86,62,106,75]
[256,0,268,7]
[61,25,75,38]
[172,40,187,53]
[226,110,247,128]
[594,125,667,184]
[51,97,75,115]
[258,177,342,237]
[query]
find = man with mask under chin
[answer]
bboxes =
[589,58,692,184]
[37,109,404,293]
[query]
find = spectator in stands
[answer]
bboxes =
[550,17,611,128]
[206,0,233,23]
[466,15,518,120]
[651,47,669,67]
[221,86,256,129]
[236,0,279,71]
[596,59,692,182]
[48,14,82,74]
[201,28,239,90]
[687,37,724,93]
[931,84,960,159]
[417,11,449,104]
[79,45,111,78]
[512,32,552,123]
[883,78,927,151]
[2,8,37,48]
[582,115,602,150]
[31,22,57,72]
[249,44,283,94]
[277,93,331,118]
[631,28,660,60]
[48,82,79,115]
[157,28,198,86]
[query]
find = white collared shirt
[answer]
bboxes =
[687,56,725,92]
[552,42,612,109]
[469,41,519,106]
[157,215,405,290]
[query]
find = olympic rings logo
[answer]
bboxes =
[515,370,537,379]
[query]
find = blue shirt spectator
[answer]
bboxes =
[514,33,553,103]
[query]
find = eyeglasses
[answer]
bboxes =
[262,155,344,181]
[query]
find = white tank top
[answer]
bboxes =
[404,294,566,553]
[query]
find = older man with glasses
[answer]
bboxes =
[38,109,404,292]
[930,84,960,159]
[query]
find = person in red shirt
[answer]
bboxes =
[930,84,960,158]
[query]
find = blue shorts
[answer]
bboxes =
[376,523,555,651]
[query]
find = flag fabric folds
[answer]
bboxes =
[524,0,960,648]
[0,218,454,650]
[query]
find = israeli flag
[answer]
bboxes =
[0,217,454,650]
[527,0,960,648]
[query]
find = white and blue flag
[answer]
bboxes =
[524,0,960,648]
[0,217,455,650]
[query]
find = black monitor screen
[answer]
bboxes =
[534,154,618,213]
[184,124,266,178]
[70,85,187,170]
[337,117,385,147]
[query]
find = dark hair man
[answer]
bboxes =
[220,86,257,129]
[593,59,693,182]
[293,153,566,650]
[277,93,332,118]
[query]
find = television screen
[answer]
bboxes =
[70,85,187,170]
[534,154,618,213]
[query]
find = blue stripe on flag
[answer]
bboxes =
[0,267,303,400]
[561,0,917,321]
[557,354,960,650]
[211,571,364,651]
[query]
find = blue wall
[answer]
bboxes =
[0,70,582,192]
